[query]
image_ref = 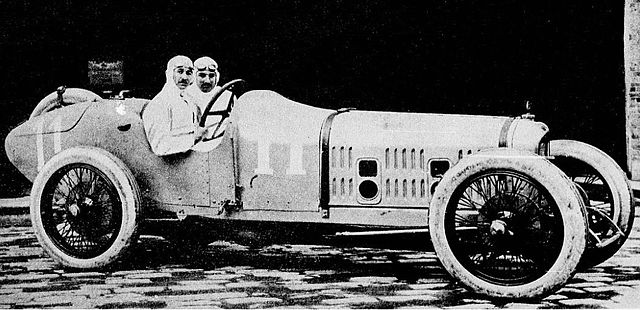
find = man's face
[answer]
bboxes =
[195,69,218,93]
[172,66,194,90]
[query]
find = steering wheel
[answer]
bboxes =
[199,79,245,141]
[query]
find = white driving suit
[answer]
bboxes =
[143,58,201,156]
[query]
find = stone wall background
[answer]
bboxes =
[626,0,640,179]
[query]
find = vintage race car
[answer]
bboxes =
[4,80,634,299]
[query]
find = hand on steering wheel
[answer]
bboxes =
[199,122,224,142]
[197,79,245,142]
[199,79,245,127]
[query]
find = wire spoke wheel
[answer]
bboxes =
[445,170,564,286]
[548,140,634,268]
[553,157,618,247]
[30,146,140,269]
[42,164,122,259]
[430,149,585,298]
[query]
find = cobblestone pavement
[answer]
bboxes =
[1,214,640,309]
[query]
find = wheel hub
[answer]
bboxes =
[489,219,512,236]
[485,196,521,238]
[67,196,94,217]
[83,197,94,207]
[68,203,80,217]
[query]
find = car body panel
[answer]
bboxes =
[233,90,332,212]
[329,111,511,208]
[6,99,222,207]
[5,89,550,228]
[13,104,91,137]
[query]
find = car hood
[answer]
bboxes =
[330,110,548,153]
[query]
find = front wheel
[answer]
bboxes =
[429,149,587,299]
[30,147,141,269]
[548,140,634,269]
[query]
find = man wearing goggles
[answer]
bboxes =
[188,56,220,110]
[194,57,219,93]
[188,57,233,138]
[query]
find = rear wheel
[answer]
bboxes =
[31,147,140,269]
[429,149,587,299]
[549,140,634,268]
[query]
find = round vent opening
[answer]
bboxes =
[359,180,379,200]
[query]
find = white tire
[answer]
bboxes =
[429,148,587,299]
[30,146,140,269]
[549,139,634,268]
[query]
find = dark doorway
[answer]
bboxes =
[0,0,625,196]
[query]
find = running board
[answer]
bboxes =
[334,228,429,237]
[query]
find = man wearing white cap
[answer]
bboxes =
[143,55,209,155]
[188,56,232,137]
[189,56,220,108]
